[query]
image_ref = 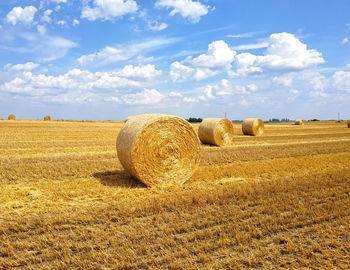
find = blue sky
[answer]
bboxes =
[0,0,349,120]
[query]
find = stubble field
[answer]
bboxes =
[1,119,350,269]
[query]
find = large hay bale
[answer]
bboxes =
[44,115,51,121]
[295,119,304,125]
[198,118,234,146]
[117,114,201,187]
[242,118,264,136]
[8,114,15,120]
[348,119,350,128]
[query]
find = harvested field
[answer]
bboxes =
[1,120,350,269]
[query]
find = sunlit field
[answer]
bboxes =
[1,120,350,269]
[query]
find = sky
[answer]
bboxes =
[0,0,349,121]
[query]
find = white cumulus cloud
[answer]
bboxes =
[331,71,350,91]
[183,97,198,103]
[81,0,138,21]
[147,21,168,31]
[117,64,162,80]
[0,64,162,101]
[214,79,253,96]
[168,91,183,97]
[106,96,121,103]
[37,25,47,35]
[4,62,39,72]
[170,61,196,81]
[41,9,53,24]
[197,79,258,100]
[247,84,258,92]
[170,40,236,81]
[6,6,38,26]
[73,19,80,26]
[234,32,325,75]
[155,0,209,23]
[309,73,327,91]
[272,73,296,87]
[121,89,164,104]
[77,46,126,65]
[57,20,67,25]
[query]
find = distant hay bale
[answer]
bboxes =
[198,118,234,146]
[348,119,350,128]
[242,118,264,136]
[44,115,51,121]
[8,114,15,120]
[117,114,201,187]
[295,120,304,125]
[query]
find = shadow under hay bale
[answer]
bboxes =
[93,170,146,188]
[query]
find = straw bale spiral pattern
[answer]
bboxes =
[117,114,201,187]
[295,120,304,125]
[242,118,264,136]
[198,118,234,146]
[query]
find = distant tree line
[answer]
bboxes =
[186,117,203,123]
[267,118,290,123]
[186,117,321,123]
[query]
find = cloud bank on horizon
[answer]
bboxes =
[0,0,349,120]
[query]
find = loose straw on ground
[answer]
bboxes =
[242,118,264,136]
[8,114,15,120]
[117,114,201,187]
[295,120,304,125]
[198,118,234,146]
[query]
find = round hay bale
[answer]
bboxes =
[117,114,201,187]
[8,114,15,120]
[44,115,51,121]
[347,119,350,128]
[242,118,264,136]
[198,118,234,146]
[295,120,304,125]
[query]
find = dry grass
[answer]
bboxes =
[1,120,350,269]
